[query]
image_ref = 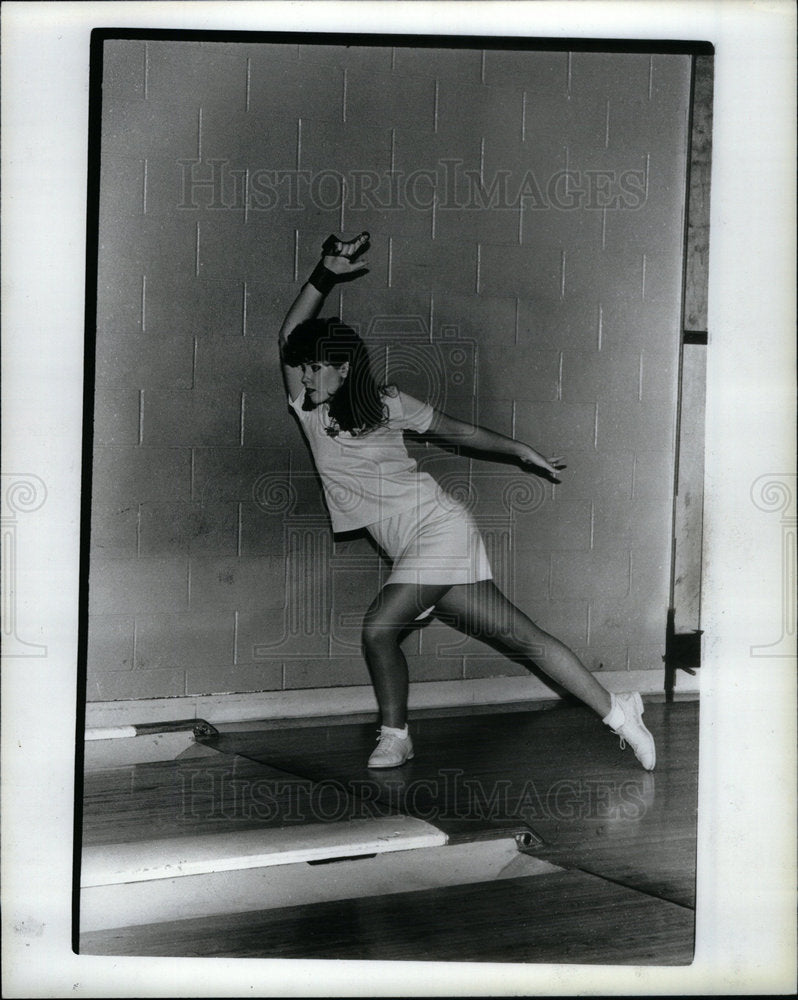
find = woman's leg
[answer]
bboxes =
[362,582,451,728]
[434,580,612,718]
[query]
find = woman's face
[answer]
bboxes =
[300,361,349,405]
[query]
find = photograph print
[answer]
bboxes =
[77,31,712,965]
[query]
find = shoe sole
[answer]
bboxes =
[367,751,415,770]
[630,692,656,771]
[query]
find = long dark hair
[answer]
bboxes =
[282,317,391,434]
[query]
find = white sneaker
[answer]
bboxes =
[603,692,656,771]
[367,726,414,769]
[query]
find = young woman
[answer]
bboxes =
[279,232,655,772]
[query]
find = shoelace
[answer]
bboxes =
[611,708,631,750]
[610,720,630,751]
[613,722,648,753]
[375,729,406,746]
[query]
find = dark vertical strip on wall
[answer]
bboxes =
[670,52,713,646]
[683,54,714,335]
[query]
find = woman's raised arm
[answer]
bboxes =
[278,232,371,399]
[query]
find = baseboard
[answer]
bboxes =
[85,669,697,730]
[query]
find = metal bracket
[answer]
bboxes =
[515,829,545,854]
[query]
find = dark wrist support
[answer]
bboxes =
[308,261,337,296]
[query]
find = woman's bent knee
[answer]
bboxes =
[362,616,403,652]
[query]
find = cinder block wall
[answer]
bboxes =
[87,40,691,702]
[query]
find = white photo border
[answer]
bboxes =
[2,1,795,996]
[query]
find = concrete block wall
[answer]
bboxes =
[87,39,691,702]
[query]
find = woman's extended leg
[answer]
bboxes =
[434,580,655,769]
[434,580,612,717]
[362,582,451,729]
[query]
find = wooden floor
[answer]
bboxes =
[199,700,699,905]
[81,867,694,964]
[529,702,698,908]
[79,697,699,964]
[82,753,394,847]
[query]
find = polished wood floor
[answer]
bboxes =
[200,700,698,905]
[529,702,698,908]
[80,867,694,964]
[79,697,699,963]
[82,753,392,847]
[83,753,400,846]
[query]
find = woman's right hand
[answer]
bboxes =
[321,232,370,278]
[516,443,566,481]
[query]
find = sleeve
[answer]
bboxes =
[394,391,434,433]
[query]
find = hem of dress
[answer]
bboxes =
[332,497,442,535]
[384,571,494,586]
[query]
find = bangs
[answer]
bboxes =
[282,317,359,368]
[283,316,388,434]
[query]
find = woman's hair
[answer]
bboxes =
[282,317,391,434]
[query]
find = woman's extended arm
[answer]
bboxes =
[427,410,565,480]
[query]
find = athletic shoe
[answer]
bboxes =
[603,691,656,771]
[367,726,414,769]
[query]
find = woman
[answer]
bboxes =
[279,232,655,772]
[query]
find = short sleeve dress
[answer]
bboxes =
[289,388,492,587]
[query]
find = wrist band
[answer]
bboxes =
[308,260,337,296]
